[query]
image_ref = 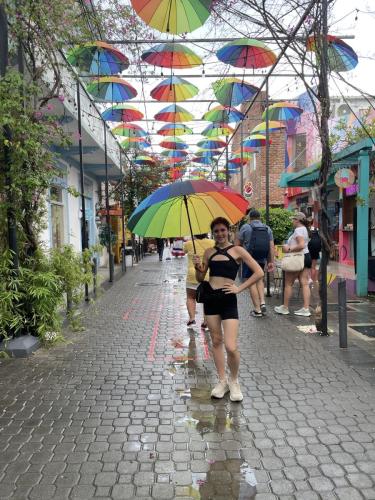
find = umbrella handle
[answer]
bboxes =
[183,195,196,254]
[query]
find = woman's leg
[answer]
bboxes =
[299,268,311,308]
[311,259,318,281]
[206,315,226,380]
[222,319,240,380]
[186,288,196,322]
[283,272,298,308]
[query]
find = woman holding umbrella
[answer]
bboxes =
[193,217,264,402]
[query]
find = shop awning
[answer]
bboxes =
[278,162,320,188]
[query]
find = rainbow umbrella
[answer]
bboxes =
[67,41,129,75]
[192,156,215,165]
[262,102,303,121]
[157,123,193,136]
[112,123,147,137]
[86,77,137,102]
[190,167,208,176]
[134,155,156,166]
[201,123,234,137]
[164,157,186,164]
[212,77,259,106]
[202,105,244,123]
[195,149,221,157]
[243,134,271,147]
[306,35,358,72]
[128,179,248,240]
[233,146,257,154]
[217,38,277,69]
[141,43,202,68]
[250,121,286,134]
[161,149,188,158]
[102,104,144,122]
[154,104,194,122]
[151,76,198,102]
[121,138,151,150]
[130,0,212,35]
[197,139,226,149]
[160,137,188,150]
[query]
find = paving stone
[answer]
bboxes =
[112,484,135,498]
[152,483,175,499]
[334,487,364,499]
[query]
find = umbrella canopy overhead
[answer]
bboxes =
[157,123,193,136]
[160,149,188,158]
[202,105,244,123]
[86,77,137,102]
[163,156,186,164]
[159,137,189,149]
[250,120,286,134]
[150,76,199,102]
[306,34,358,72]
[192,156,215,165]
[195,148,221,157]
[102,104,144,122]
[112,123,147,137]
[67,41,129,75]
[201,123,234,137]
[197,139,226,149]
[121,139,151,150]
[154,104,194,122]
[130,0,212,35]
[127,179,248,238]
[134,155,156,166]
[212,77,259,106]
[217,38,277,69]
[141,43,202,68]
[262,102,303,121]
[233,146,258,154]
[243,134,271,147]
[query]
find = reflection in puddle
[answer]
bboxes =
[189,461,257,499]
[175,388,191,400]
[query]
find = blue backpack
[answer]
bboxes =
[247,224,270,262]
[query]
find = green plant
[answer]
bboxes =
[259,208,293,244]
[99,225,117,247]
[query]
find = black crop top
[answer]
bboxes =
[208,245,240,281]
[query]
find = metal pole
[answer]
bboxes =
[240,119,244,196]
[120,149,126,273]
[104,123,114,283]
[77,82,89,301]
[265,78,271,297]
[338,278,348,348]
[225,136,229,186]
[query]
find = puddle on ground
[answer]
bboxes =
[190,387,212,402]
[188,460,257,499]
[169,337,190,348]
[175,388,191,400]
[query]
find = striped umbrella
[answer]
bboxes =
[121,139,151,150]
[150,76,198,102]
[160,150,188,158]
[212,77,258,106]
[250,121,286,134]
[141,43,202,68]
[307,34,358,72]
[262,102,303,121]
[197,139,226,149]
[202,105,244,123]
[67,41,129,75]
[243,134,271,147]
[157,123,193,136]
[102,104,144,122]
[134,155,156,166]
[201,123,234,137]
[86,77,137,102]
[159,137,189,150]
[112,123,147,137]
[154,104,194,122]
[217,38,276,69]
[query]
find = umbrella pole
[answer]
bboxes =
[183,195,196,253]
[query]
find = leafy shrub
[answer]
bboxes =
[259,208,293,244]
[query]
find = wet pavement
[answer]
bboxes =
[0,255,375,499]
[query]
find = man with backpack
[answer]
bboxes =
[237,209,275,317]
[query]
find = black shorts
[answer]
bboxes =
[203,284,239,320]
[242,261,265,279]
[309,249,320,260]
[304,253,312,269]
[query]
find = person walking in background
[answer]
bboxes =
[237,209,275,317]
[156,238,164,262]
[308,226,321,282]
[274,211,312,317]
[193,217,264,402]
[183,234,215,328]
[171,238,185,258]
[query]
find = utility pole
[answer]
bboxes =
[265,78,271,297]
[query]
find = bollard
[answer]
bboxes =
[338,277,348,348]
[121,247,126,273]
[281,270,285,303]
[92,257,97,297]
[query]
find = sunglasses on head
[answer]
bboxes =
[213,228,227,234]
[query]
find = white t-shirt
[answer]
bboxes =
[288,226,309,254]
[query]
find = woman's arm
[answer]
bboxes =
[223,247,264,294]
[283,235,305,253]
[193,249,210,282]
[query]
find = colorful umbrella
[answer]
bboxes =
[130,0,212,35]
[164,157,187,164]
[141,43,202,68]
[197,139,226,149]
[160,137,189,150]
[86,77,137,102]
[195,149,221,157]
[134,155,156,166]
[201,123,234,137]
[262,102,303,121]
[192,156,215,165]
[102,104,144,122]
[243,134,271,147]
[217,38,277,69]
[190,167,208,177]
[112,123,147,137]
[233,146,257,154]
[250,121,286,134]
[168,167,185,181]
[154,104,194,122]
[67,41,129,75]
[157,123,193,136]
[202,105,244,123]
[306,35,358,72]
[212,77,259,106]
[160,149,188,158]
[121,138,151,150]
[127,179,248,240]
[150,76,198,102]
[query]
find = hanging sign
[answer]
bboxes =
[334,168,355,188]
[243,181,253,198]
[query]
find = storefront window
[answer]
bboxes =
[50,185,65,248]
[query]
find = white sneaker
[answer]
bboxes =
[294,307,311,317]
[274,305,290,315]
[228,377,243,402]
[211,379,229,399]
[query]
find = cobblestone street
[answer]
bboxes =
[0,255,375,500]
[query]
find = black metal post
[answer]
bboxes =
[120,150,126,273]
[338,278,347,348]
[240,119,244,196]
[104,123,114,283]
[225,136,229,186]
[77,82,89,301]
[265,77,271,297]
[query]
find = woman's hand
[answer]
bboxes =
[282,244,290,253]
[192,254,202,269]
[223,283,240,294]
